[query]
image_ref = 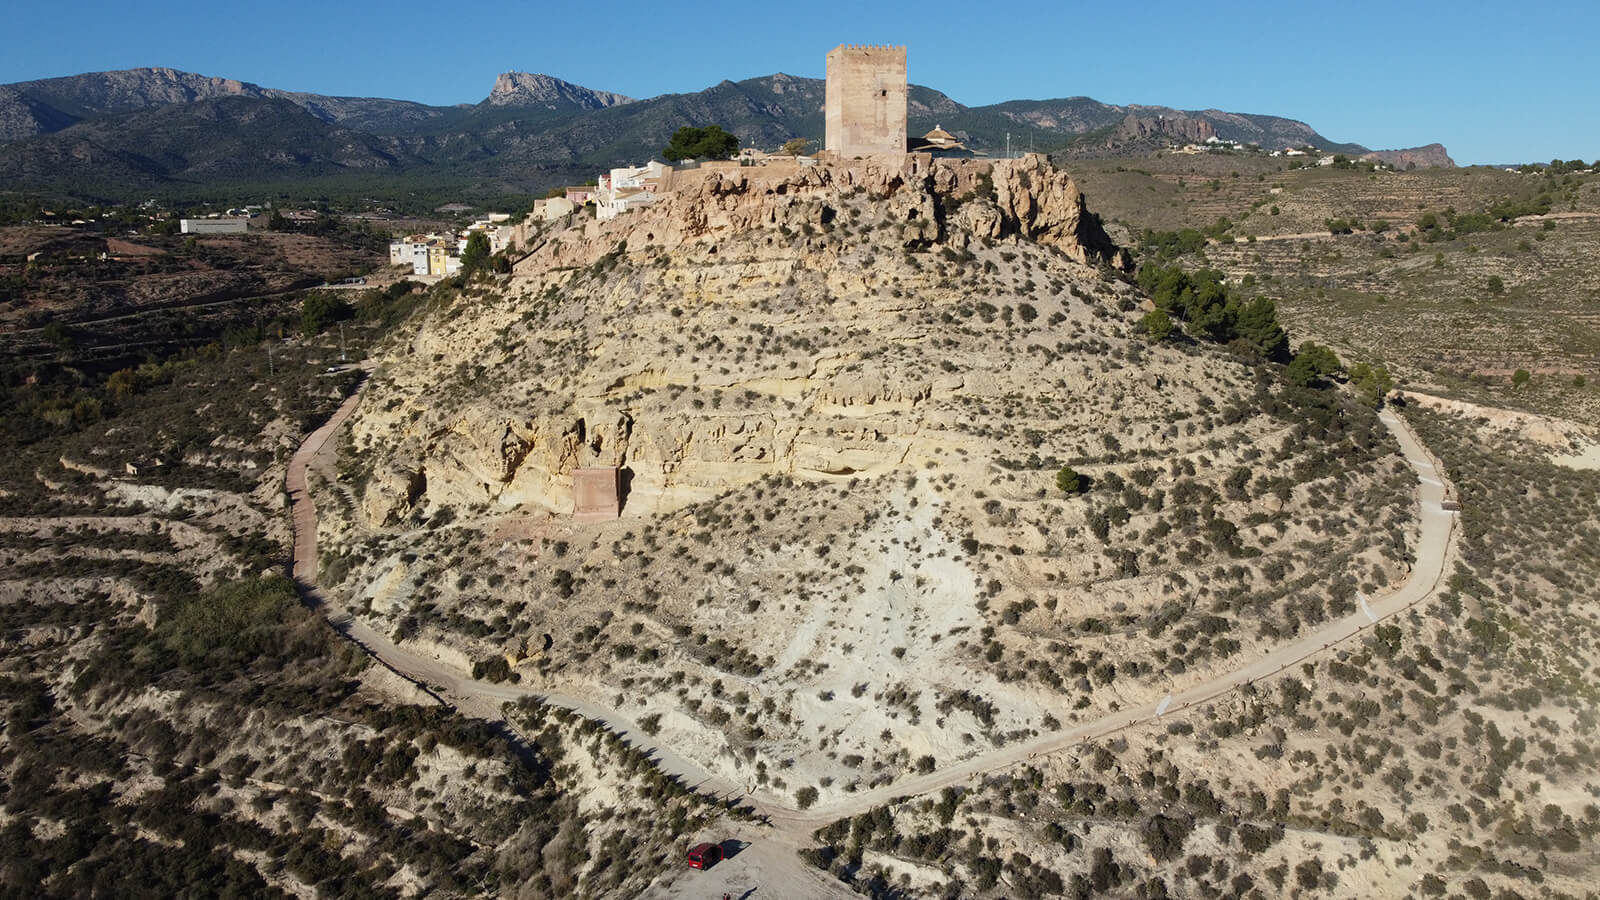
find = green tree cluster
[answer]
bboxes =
[1056,466,1085,495]
[300,292,353,336]
[662,125,740,162]
[1136,221,1229,260]
[1140,307,1173,342]
[1522,159,1592,175]
[1136,265,1289,360]
[1285,341,1341,388]
[1417,198,1555,241]
[1348,362,1394,407]
[460,231,491,274]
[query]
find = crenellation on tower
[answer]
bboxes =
[824,43,908,158]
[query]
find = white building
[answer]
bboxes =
[594,161,675,221]
[530,197,576,222]
[456,215,517,253]
[609,160,671,191]
[598,189,663,221]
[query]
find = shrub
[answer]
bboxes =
[1056,466,1084,495]
[160,575,304,665]
[1286,342,1341,388]
[1141,308,1174,342]
[471,657,511,683]
[1349,362,1394,407]
[1141,814,1194,861]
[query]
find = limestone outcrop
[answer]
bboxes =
[986,154,1131,269]
[483,72,633,110]
[515,153,1128,277]
[1360,142,1456,169]
[1112,112,1215,145]
[352,153,1140,523]
[361,464,425,528]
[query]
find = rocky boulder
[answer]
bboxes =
[989,154,1131,269]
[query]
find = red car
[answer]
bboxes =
[686,842,723,870]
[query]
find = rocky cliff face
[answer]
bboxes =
[516,154,1128,277]
[483,72,634,109]
[352,155,1133,526]
[1111,112,1215,144]
[1361,142,1455,169]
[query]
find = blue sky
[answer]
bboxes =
[7,0,1594,164]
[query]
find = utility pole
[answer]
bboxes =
[339,323,347,363]
[1006,132,1011,159]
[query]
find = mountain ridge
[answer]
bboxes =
[484,72,634,110]
[0,66,1448,197]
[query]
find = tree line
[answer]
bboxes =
[1136,264,1391,397]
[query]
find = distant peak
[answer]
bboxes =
[484,72,633,109]
[1360,143,1455,169]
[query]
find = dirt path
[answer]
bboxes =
[1231,231,1337,244]
[1512,211,1600,223]
[1228,211,1600,247]
[288,382,1458,899]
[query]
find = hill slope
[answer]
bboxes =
[322,156,1414,818]
[0,96,428,186]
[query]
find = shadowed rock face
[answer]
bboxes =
[985,154,1129,269]
[0,86,80,142]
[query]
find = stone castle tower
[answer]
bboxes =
[825,44,907,158]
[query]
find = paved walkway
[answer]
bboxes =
[287,383,1457,898]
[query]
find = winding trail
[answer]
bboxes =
[288,381,1458,898]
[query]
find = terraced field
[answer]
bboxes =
[1065,154,1600,424]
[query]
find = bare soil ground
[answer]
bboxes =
[0,225,382,332]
